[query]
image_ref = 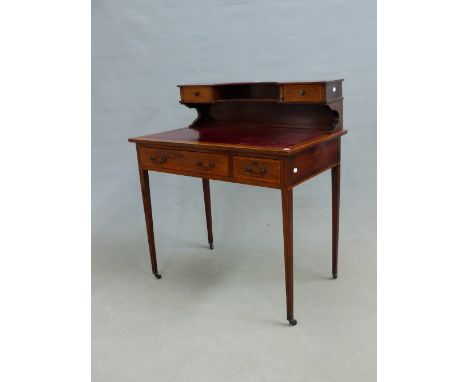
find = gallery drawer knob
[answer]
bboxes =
[193,91,200,96]
[299,89,305,96]
[149,155,167,164]
[196,160,215,169]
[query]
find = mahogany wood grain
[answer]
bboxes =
[139,147,228,176]
[233,156,281,186]
[178,81,343,103]
[206,102,336,128]
[180,85,213,103]
[325,81,343,100]
[327,99,343,132]
[332,164,340,279]
[138,168,160,278]
[281,188,295,325]
[130,81,346,325]
[202,179,214,249]
[289,139,339,186]
[282,83,323,102]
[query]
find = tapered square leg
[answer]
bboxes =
[281,189,296,325]
[202,179,214,249]
[332,164,340,279]
[138,168,161,279]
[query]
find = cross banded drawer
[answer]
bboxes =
[139,147,228,176]
[233,156,281,185]
[282,84,324,102]
[179,86,213,103]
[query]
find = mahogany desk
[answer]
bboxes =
[129,81,347,326]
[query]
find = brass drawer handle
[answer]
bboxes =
[299,89,305,96]
[245,161,267,176]
[196,160,215,170]
[149,155,167,164]
[193,91,200,96]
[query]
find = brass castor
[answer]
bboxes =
[288,319,297,326]
[332,272,338,279]
[153,272,162,279]
[209,243,214,250]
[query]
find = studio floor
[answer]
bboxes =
[92,171,376,382]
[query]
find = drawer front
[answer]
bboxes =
[282,84,324,102]
[140,147,228,176]
[233,156,281,185]
[180,86,213,103]
[290,140,338,184]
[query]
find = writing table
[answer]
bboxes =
[129,81,347,325]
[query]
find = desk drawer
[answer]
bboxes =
[140,147,228,176]
[180,86,213,103]
[289,140,338,185]
[282,84,323,102]
[233,156,281,185]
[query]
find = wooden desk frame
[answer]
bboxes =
[129,81,346,326]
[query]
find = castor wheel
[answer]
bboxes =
[332,272,338,279]
[153,272,162,279]
[288,319,297,326]
[209,243,214,250]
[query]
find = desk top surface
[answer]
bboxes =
[177,80,344,87]
[129,125,346,154]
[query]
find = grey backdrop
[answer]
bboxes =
[92,1,376,381]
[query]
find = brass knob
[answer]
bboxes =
[299,89,305,96]
[193,91,200,96]
[150,155,167,164]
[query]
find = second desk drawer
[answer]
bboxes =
[233,156,281,185]
[140,147,228,176]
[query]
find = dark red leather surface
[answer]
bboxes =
[133,125,326,149]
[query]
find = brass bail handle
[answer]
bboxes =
[245,161,267,176]
[299,89,305,96]
[149,155,167,164]
[196,160,214,170]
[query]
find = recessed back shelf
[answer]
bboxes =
[214,99,280,103]
[213,83,280,101]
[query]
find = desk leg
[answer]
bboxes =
[138,169,161,279]
[202,179,214,249]
[332,164,340,279]
[282,189,296,326]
